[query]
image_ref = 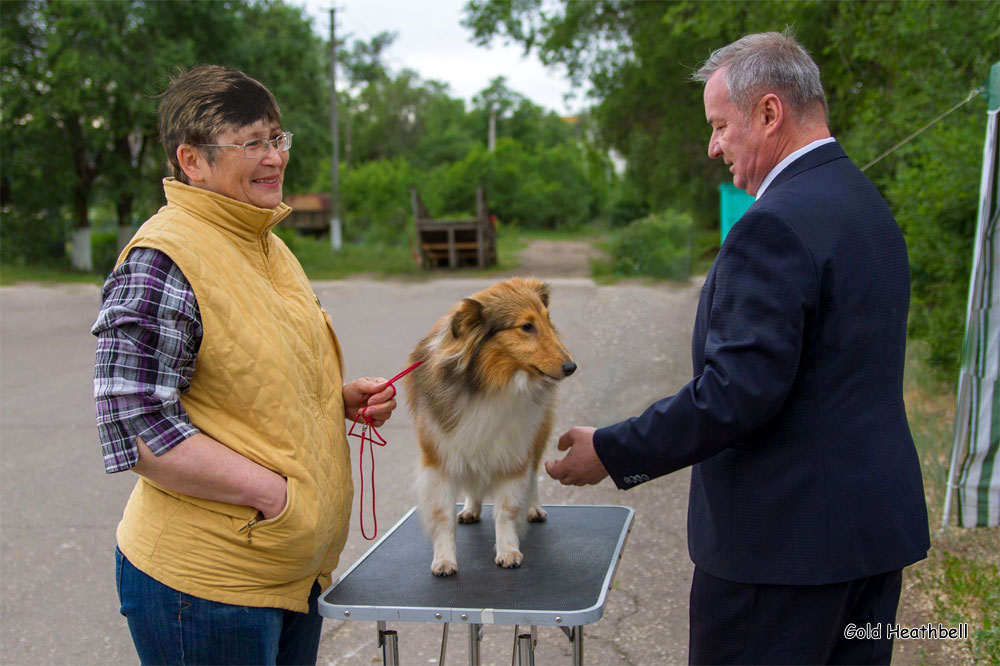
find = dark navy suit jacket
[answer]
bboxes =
[593,142,930,585]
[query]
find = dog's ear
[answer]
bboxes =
[535,282,551,308]
[451,298,484,337]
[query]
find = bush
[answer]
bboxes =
[91,230,119,277]
[0,207,66,264]
[607,210,692,280]
[606,178,650,228]
[420,139,596,229]
[339,158,417,246]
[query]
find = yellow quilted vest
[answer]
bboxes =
[115,178,353,613]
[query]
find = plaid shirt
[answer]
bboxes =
[92,247,202,473]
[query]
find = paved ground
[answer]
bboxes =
[0,249,702,666]
[0,241,935,665]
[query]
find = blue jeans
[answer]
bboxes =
[115,548,323,665]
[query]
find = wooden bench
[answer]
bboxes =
[412,187,497,269]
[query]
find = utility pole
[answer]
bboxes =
[329,7,342,250]
[488,102,496,152]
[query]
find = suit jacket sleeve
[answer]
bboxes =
[593,210,818,489]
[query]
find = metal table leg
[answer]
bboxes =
[468,623,482,665]
[559,626,584,665]
[439,622,449,666]
[516,632,535,665]
[379,628,399,666]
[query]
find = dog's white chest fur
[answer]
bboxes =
[424,371,551,490]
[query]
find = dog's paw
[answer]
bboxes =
[527,506,547,522]
[495,549,523,569]
[431,557,458,577]
[457,508,481,524]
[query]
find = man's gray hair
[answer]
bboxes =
[692,30,828,121]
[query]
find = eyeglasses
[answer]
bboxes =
[197,131,293,158]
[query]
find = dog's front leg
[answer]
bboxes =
[493,476,530,568]
[417,465,459,576]
[526,460,547,523]
[527,408,552,523]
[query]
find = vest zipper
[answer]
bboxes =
[239,516,259,544]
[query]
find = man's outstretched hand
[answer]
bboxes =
[545,426,609,486]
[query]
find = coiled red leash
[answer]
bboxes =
[348,360,423,540]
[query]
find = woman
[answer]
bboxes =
[92,65,395,665]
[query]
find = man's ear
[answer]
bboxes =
[176,144,209,183]
[757,93,783,135]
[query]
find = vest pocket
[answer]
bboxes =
[238,476,296,544]
[230,476,334,582]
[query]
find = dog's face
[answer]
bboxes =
[448,277,576,392]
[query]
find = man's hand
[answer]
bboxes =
[545,426,609,486]
[343,377,397,426]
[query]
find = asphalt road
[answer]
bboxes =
[0,274,702,666]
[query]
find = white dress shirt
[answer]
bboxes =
[755,136,837,199]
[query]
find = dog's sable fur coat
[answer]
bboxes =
[405,277,576,576]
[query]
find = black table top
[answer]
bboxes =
[319,505,634,626]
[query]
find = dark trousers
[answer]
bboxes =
[689,567,902,665]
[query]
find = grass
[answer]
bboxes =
[901,341,1000,665]
[0,224,533,285]
[280,223,529,280]
[0,220,700,285]
[282,235,424,280]
[0,260,104,286]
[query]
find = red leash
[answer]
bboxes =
[348,360,423,540]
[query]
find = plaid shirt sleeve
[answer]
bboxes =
[92,247,203,473]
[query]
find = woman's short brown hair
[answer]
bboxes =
[157,65,281,183]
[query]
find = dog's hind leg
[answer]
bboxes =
[457,495,482,523]
[417,465,459,576]
[493,475,531,568]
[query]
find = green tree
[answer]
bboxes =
[1,0,327,268]
[236,0,330,195]
[338,30,397,168]
[413,92,479,168]
[463,0,996,376]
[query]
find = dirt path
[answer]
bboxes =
[508,238,606,278]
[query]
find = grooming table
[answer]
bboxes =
[319,504,634,665]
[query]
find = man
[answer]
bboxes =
[546,31,930,665]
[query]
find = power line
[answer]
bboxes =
[861,87,983,172]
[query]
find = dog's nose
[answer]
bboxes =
[562,361,577,377]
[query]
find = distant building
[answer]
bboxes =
[283,193,330,234]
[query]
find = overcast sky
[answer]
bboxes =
[294,0,583,116]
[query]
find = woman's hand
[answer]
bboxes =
[343,377,398,426]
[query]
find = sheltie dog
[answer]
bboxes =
[404,277,577,576]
